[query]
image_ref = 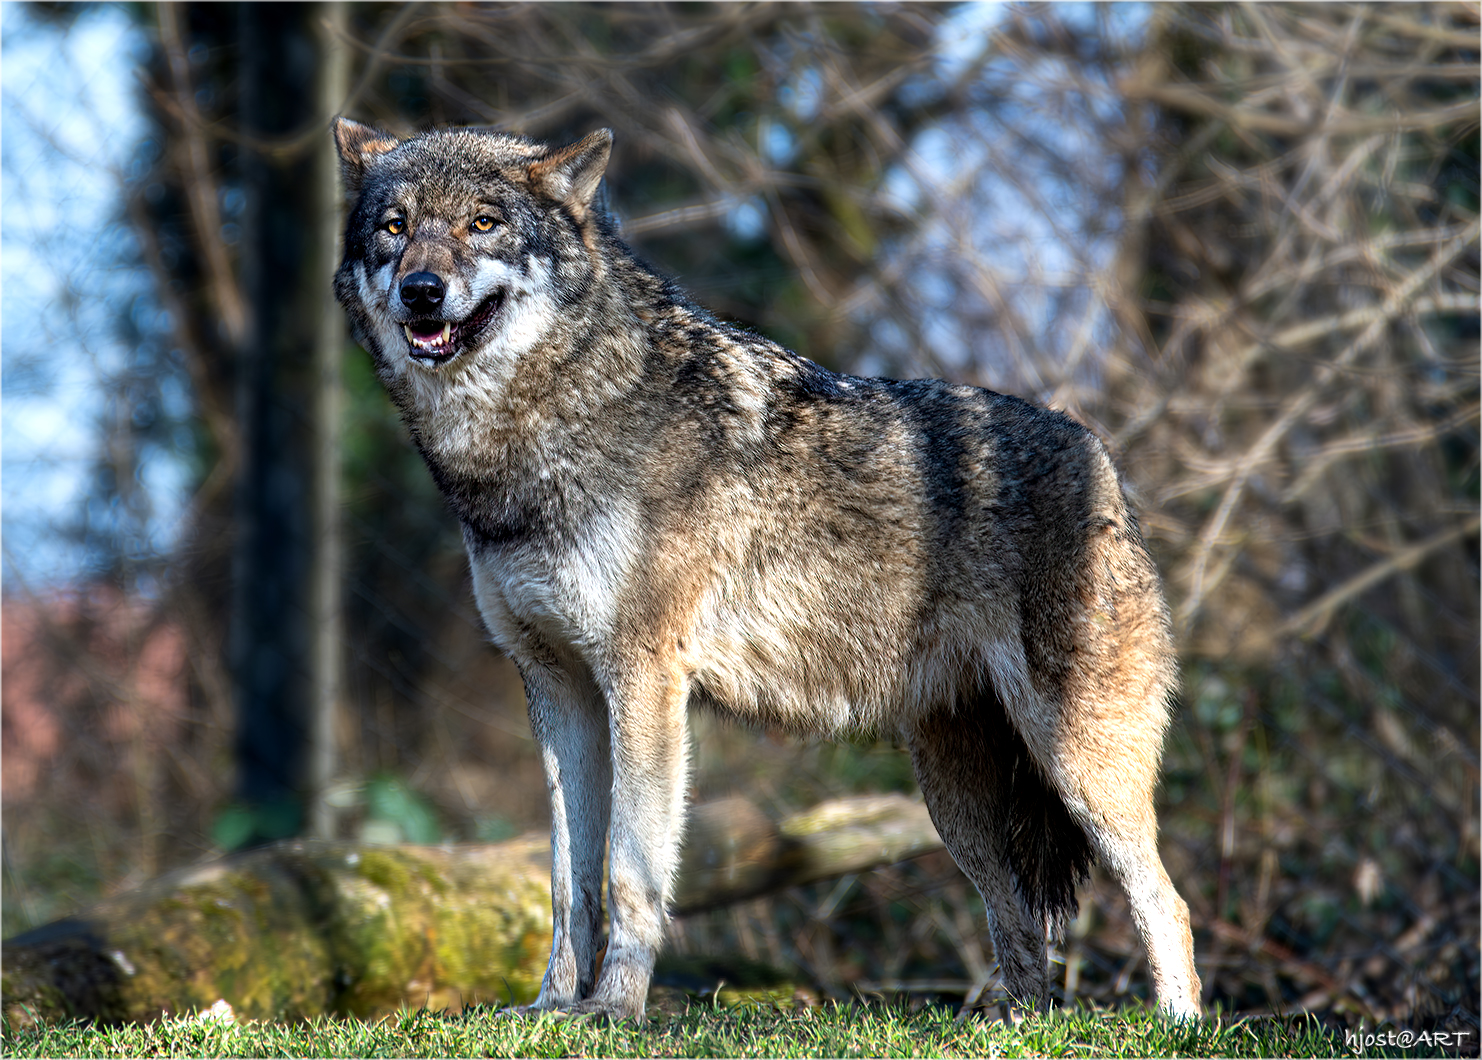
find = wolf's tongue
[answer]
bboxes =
[412,323,445,342]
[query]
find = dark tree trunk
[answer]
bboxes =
[229,4,326,840]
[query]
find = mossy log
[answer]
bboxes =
[3,794,941,1027]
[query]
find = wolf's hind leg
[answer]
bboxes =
[1058,714,1202,1019]
[907,699,1078,1013]
[524,665,612,1010]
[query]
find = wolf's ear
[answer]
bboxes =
[527,129,613,221]
[333,116,400,195]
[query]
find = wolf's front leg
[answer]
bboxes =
[524,665,612,1011]
[576,665,689,1020]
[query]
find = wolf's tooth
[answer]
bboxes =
[442,323,452,345]
[404,325,415,344]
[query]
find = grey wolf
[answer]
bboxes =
[332,118,1202,1021]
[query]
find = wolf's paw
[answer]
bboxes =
[563,997,645,1023]
[491,999,642,1024]
[492,1002,563,1020]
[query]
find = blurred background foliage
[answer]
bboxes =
[2,0,1477,1035]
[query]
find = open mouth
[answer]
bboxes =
[402,291,505,365]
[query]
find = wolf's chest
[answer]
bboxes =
[463,502,640,659]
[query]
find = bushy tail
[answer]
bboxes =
[993,715,1094,932]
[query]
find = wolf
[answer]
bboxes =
[332,118,1202,1022]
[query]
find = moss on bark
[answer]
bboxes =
[3,838,553,1027]
[4,796,941,1027]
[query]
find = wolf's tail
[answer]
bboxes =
[993,709,1095,931]
[910,690,1096,933]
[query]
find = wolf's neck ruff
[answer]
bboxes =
[333,119,1202,1023]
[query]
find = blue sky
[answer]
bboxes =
[2,3,183,589]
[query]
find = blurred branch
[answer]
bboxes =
[1276,515,1482,642]
[1177,221,1479,627]
[1158,293,1478,502]
[1122,82,1480,137]
[154,2,246,349]
[325,3,422,128]
[1279,403,1480,505]
[122,188,239,492]
[624,196,743,238]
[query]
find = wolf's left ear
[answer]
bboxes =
[333,116,400,195]
[527,129,613,222]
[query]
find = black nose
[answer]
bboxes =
[400,271,446,314]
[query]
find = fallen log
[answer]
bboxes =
[2,794,941,1027]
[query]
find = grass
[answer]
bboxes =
[3,999,1398,1059]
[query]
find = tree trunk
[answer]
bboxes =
[230,2,333,842]
[307,0,350,841]
[2,795,942,1027]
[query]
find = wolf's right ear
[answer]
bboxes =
[527,129,613,222]
[333,116,400,195]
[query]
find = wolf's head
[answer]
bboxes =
[332,119,613,380]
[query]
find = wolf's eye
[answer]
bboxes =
[471,215,498,233]
[384,218,405,235]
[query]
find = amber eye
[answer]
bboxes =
[384,218,405,235]
[471,215,498,233]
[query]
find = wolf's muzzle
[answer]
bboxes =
[398,265,505,366]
